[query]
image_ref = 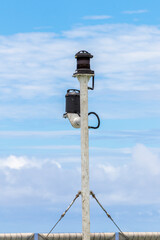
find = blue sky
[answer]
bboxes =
[1,0,160,234]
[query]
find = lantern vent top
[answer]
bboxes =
[75,50,93,59]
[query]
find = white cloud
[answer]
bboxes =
[2,155,27,170]
[34,26,53,30]
[0,155,63,171]
[0,130,80,137]
[1,129,160,142]
[98,164,119,181]
[0,154,80,206]
[123,10,148,14]
[0,155,41,170]
[91,144,160,205]
[0,32,78,100]
[132,144,160,175]
[83,15,112,20]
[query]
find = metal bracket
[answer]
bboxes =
[88,76,94,90]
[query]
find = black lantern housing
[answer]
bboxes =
[63,51,100,129]
[65,89,80,114]
[73,50,94,75]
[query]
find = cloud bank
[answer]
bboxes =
[0,23,160,119]
[0,144,160,207]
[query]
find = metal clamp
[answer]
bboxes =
[88,112,100,129]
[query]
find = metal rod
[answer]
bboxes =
[77,74,91,240]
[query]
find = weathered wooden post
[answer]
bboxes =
[64,50,99,240]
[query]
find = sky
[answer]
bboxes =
[0,0,160,234]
